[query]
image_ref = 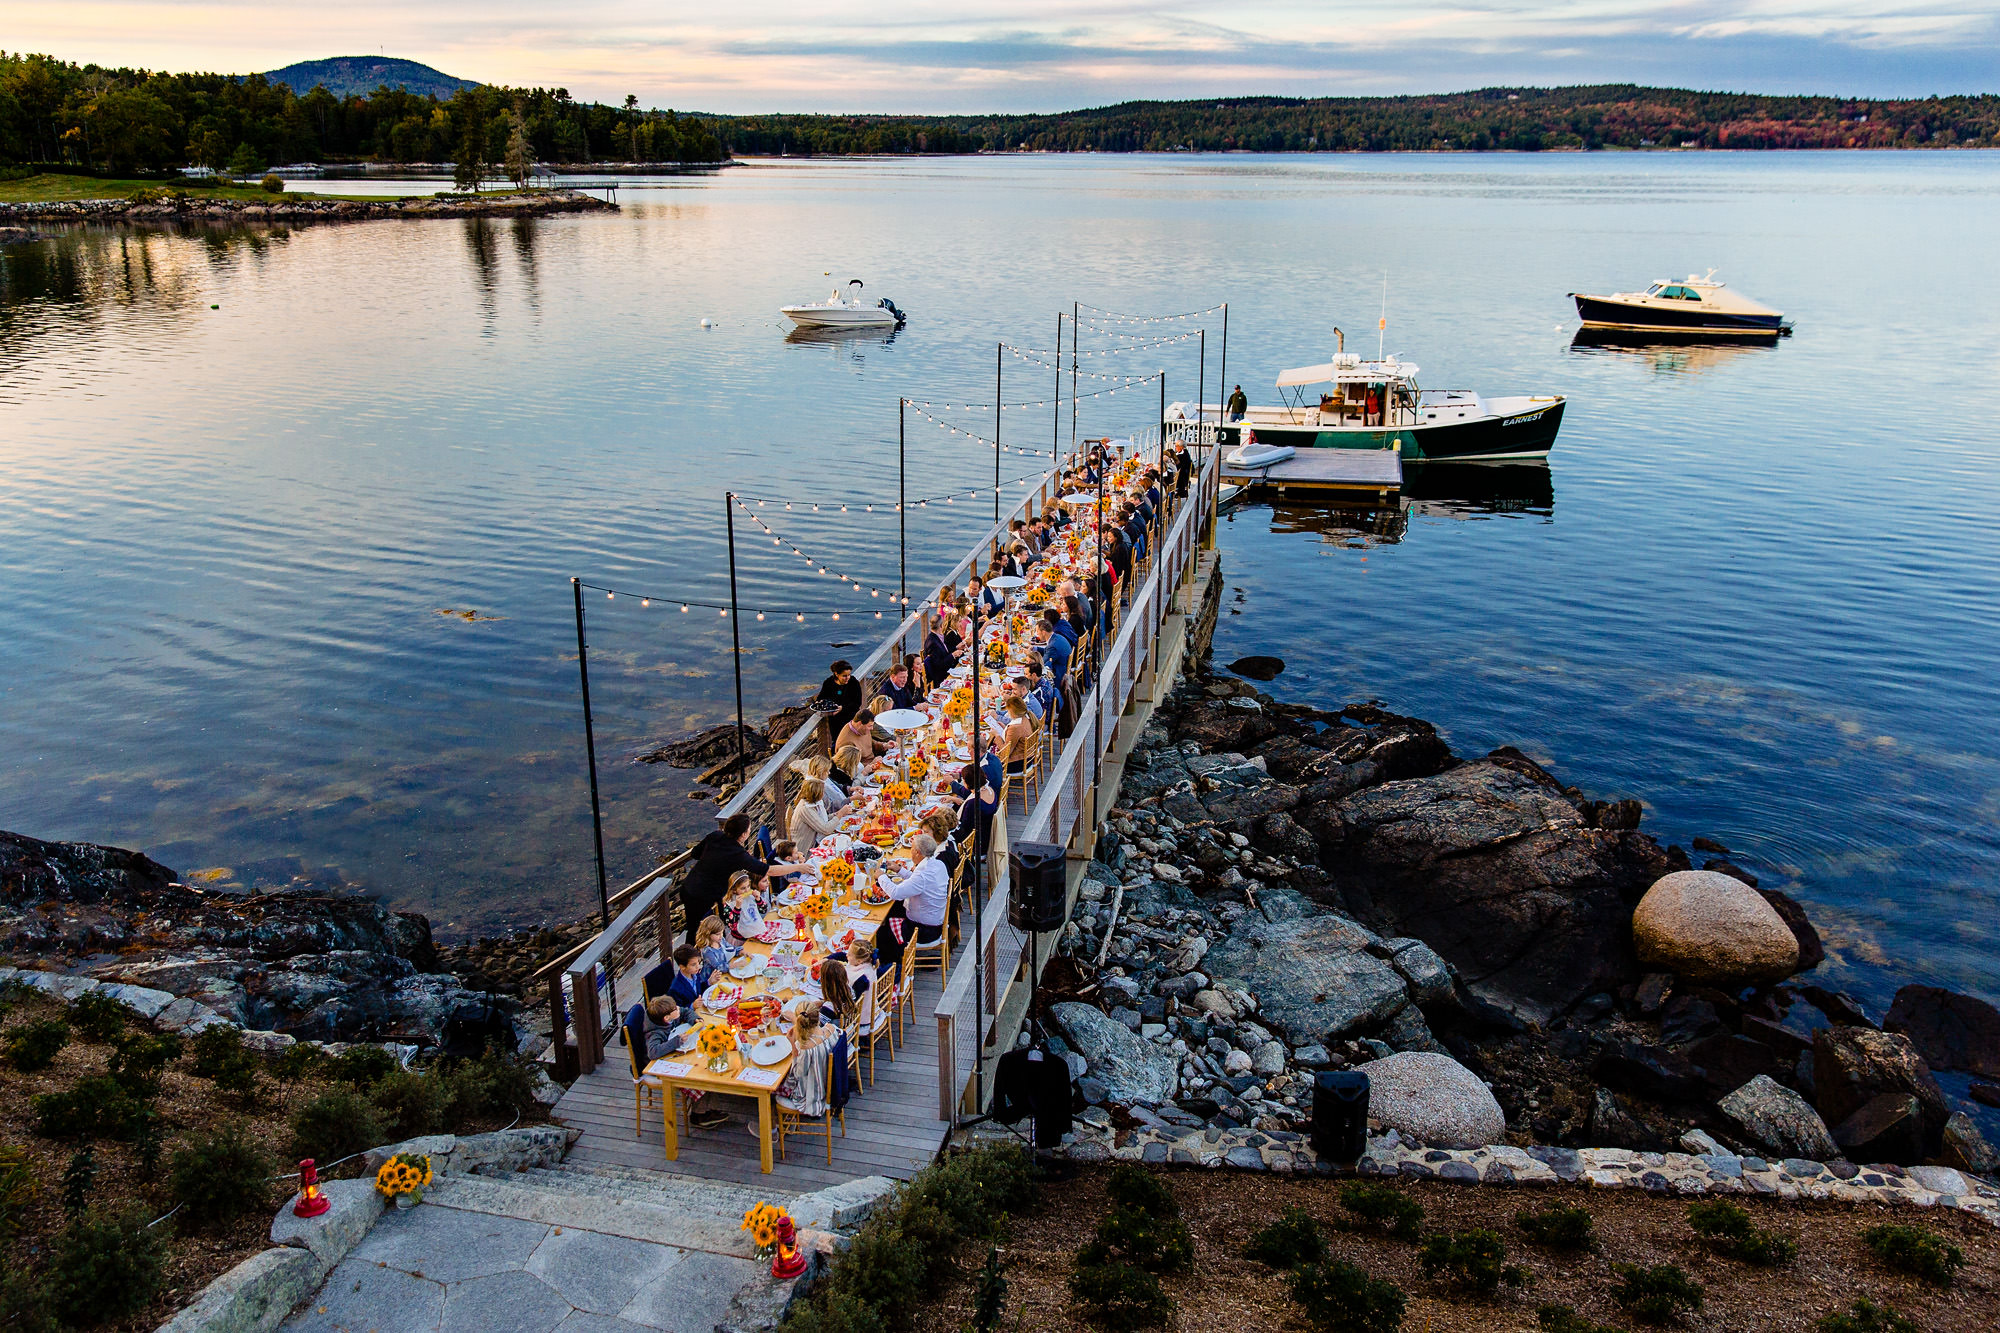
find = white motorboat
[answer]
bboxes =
[1571,270,1791,337]
[781,279,907,329]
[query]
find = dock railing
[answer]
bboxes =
[932,444,1220,1121]
[553,472,1065,1076]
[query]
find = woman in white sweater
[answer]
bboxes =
[788,777,840,849]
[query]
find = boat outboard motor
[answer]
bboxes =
[878,298,907,325]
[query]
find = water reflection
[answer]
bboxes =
[1248,463,1553,547]
[1568,327,1782,376]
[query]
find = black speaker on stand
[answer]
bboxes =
[1312,1069,1370,1164]
[1009,841,1067,932]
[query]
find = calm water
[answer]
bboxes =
[4,153,1998,1023]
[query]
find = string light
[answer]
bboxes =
[1074,301,1226,322]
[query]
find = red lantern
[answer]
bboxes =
[770,1214,808,1279]
[293,1159,331,1218]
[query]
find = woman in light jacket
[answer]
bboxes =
[788,777,840,850]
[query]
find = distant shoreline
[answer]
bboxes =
[0,187,618,226]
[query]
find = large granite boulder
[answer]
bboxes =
[1830,1094,1927,1166]
[0,829,176,904]
[1632,870,1800,986]
[1361,1052,1505,1148]
[1203,904,1408,1045]
[1885,984,2000,1079]
[1322,758,1673,1019]
[1718,1074,1839,1161]
[1051,1002,1177,1107]
[1813,1026,1949,1151]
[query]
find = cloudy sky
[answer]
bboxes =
[5,0,1995,111]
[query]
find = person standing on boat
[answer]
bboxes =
[1227,385,1247,421]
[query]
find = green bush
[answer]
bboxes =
[372,1068,447,1140]
[1336,1181,1423,1240]
[782,1290,887,1333]
[0,1261,52,1333]
[1289,1260,1406,1333]
[1686,1200,1797,1266]
[1244,1206,1327,1269]
[169,1125,274,1226]
[439,1046,540,1125]
[1418,1228,1525,1294]
[902,1141,1036,1247]
[1815,1298,1921,1333]
[4,1018,69,1071]
[61,1145,95,1215]
[1069,1256,1173,1330]
[1610,1262,1703,1325]
[1862,1222,1965,1287]
[968,1245,1006,1333]
[191,1025,261,1096]
[69,991,127,1043]
[32,1074,150,1140]
[1516,1202,1598,1252]
[1083,1206,1194,1274]
[108,1030,183,1098]
[290,1088,385,1164]
[273,1041,324,1080]
[49,1209,168,1325]
[332,1044,398,1089]
[1105,1163,1178,1217]
[0,1146,33,1238]
[259,172,284,194]
[1537,1306,1622,1333]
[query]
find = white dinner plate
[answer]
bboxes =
[729,955,766,980]
[750,1035,793,1067]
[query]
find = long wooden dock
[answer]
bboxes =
[548,432,1224,1192]
[1222,446,1403,495]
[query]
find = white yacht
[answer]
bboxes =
[780,279,906,329]
[1571,271,1790,337]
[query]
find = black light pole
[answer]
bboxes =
[1218,303,1229,447]
[993,342,1002,526]
[1198,329,1206,431]
[969,594,985,1110]
[1052,313,1062,469]
[725,494,746,799]
[898,399,907,603]
[1069,301,1079,456]
[571,578,611,934]
[1090,438,1105,845]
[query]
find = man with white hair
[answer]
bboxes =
[876,832,950,969]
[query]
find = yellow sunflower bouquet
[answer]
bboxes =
[696,1022,737,1072]
[374,1152,433,1208]
[741,1202,793,1258]
[802,892,834,924]
[883,779,914,806]
[818,857,854,894]
[906,753,930,782]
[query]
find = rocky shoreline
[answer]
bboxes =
[0,187,616,226]
[1022,658,2000,1188]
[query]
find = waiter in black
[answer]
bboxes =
[813,659,863,749]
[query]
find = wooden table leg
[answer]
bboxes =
[662,1084,681,1161]
[757,1094,774,1173]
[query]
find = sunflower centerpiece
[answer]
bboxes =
[818,856,854,899]
[906,752,930,783]
[882,778,914,809]
[742,1202,808,1278]
[695,1022,737,1073]
[374,1152,433,1209]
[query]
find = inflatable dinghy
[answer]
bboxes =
[1225,434,1296,469]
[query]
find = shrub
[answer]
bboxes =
[4,1018,69,1071]
[1105,1163,1178,1217]
[0,1261,52,1333]
[1517,1202,1598,1252]
[61,1145,95,1215]
[260,173,285,194]
[439,1046,539,1125]
[1610,1262,1703,1325]
[1418,1228,1525,1294]
[1083,1206,1194,1274]
[1815,1298,1921,1333]
[70,990,128,1042]
[1336,1181,1423,1240]
[372,1068,447,1140]
[191,1025,261,1096]
[108,1030,183,1098]
[1686,1200,1797,1266]
[290,1088,385,1164]
[0,1147,33,1238]
[968,1245,1006,1333]
[1289,1260,1406,1333]
[1069,1256,1173,1330]
[33,1074,149,1140]
[332,1044,399,1089]
[1861,1222,1965,1288]
[170,1125,274,1226]
[780,1290,886,1333]
[1245,1206,1327,1269]
[1537,1307,1621,1333]
[273,1041,324,1080]
[49,1209,168,1326]
[902,1142,1036,1247]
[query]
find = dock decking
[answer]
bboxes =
[1223,447,1403,493]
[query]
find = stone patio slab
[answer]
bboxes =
[526,1228,687,1316]
[349,1205,549,1284]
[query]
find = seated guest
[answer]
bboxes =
[724,870,766,942]
[923,620,957,684]
[1062,594,1090,641]
[789,778,840,848]
[833,710,879,762]
[1007,674,1044,723]
[694,915,739,991]
[921,810,961,878]
[998,697,1035,774]
[1046,606,1079,646]
[666,943,703,1009]
[1033,616,1072,684]
[639,996,689,1060]
[819,959,860,1029]
[881,661,920,711]
[844,937,877,998]
[793,755,847,812]
[969,574,1003,615]
[952,760,999,857]
[767,840,805,894]
[867,696,898,746]
[876,834,950,969]
[1024,660,1057,717]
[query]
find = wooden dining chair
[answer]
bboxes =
[1009,746,1043,812]
[622,1007,666,1138]
[774,1037,841,1165]
[855,971,896,1082]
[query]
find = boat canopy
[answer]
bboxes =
[1276,355,1419,388]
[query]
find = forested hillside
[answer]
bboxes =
[0,52,1992,175]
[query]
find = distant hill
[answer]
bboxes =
[260,57,476,100]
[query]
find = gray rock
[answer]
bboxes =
[1940,1112,1999,1176]
[1293,1044,1331,1068]
[1633,870,1801,987]
[1831,1093,1927,1166]
[1680,1128,1724,1155]
[1052,1003,1178,1106]
[1378,1005,1442,1054]
[271,1178,386,1272]
[95,982,177,1019]
[1078,1075,1108,1105]
[1190,988,1237,1019]
[1361,1052,1506,1148]
[155,1246,324,1333]
[1169,936,1210,973]
[1383,939,1457,1009]
[1718,1074,1839,1161]
[1252,1041,1288,1077]
[1813,1026,1949,1148]
[1904,1165,1970,1196]
[1206,908,1405,1045]
[1223,1049,1253,1077]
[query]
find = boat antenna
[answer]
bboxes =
[1378,272,1388,362]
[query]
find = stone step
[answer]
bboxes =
[513,1165,775,1222]
[423,1173,756,1259]
[548,1160,797,1204]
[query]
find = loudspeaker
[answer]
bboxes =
[1312,1069,1370,1163]
[1009,841,1067,932]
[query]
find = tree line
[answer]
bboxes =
[2,53,1994,174]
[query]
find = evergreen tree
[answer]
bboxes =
[454,116,486,192]
[505,104,532,189]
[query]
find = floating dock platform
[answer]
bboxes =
[1221,447,1403,497]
